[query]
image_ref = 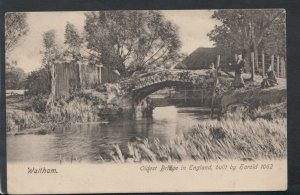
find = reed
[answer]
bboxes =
[47,96,101,123]
[6,110,43,132]
[108,116,287,163]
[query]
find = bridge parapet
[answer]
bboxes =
[114,70,215,95]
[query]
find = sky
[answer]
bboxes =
[7,10,220,73]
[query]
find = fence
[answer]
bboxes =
[217,52,286,79]
[256,53,286,78]
[54,63,120,99]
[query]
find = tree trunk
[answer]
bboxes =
[280,56,286,78]
[250,52,255,81]
[253,43,259,74]
[244,52,251,73]
[276,55,280,77]
[271,55,274,71]
[216,55,220,69]
[262,51,265,77]
[46,63,56,111]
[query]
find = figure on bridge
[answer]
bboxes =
[231,52,245,88]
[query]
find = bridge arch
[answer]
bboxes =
[131,80,194,104]
[107,70,219,115]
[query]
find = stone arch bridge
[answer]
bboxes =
[105,69,228,112]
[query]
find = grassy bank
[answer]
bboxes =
[6,95,46,134]
[6,90,121,133]
[108,103,286,163]
[6,110,43,132]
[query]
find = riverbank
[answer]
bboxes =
[107,77,287,162]
[220,76,286,119]
[6,90,117,135]
[6,95,47,134]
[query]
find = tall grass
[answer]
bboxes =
[47,96,100,123]
[108,117,287,163]
[6,110,43,132]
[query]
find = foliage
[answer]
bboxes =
[42,30,62,72]
[64,22,83,48]
[31,95,48,113]
[63,22,86,64]
[260,16,286,56]
[207,9,286,72]
[41,30,66,105]
[5,12,29,83]
[47,96,101,123]
[84,11,182,76]
[24,68,51,96]
[6,110,42,132]
[5,12,29,53]
[5,61,27,89]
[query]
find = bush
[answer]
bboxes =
[5,64,27,90]
[47,96,101,123]
[6,110,42,132]
[25,68,51,96]
[31,95,47,113]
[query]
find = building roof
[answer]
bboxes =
[179,47,218,70]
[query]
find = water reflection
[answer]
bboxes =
[7,106,210,162]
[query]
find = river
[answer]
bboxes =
[7,106,211,162]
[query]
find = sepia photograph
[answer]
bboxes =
[5,9,287,193]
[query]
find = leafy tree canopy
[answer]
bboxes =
[5,12,29,53]
[5,61,27,90]
[207,9,286,57]
[84,11,182,76]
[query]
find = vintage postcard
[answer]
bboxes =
[5,9,287,193]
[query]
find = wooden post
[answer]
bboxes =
[271,55,274,71]
[216,55,220,68]
[251,52,255,81]
[211,58,220,118]
[262,51,265,77]
[276,55,280,77]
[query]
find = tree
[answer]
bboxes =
[24,68,51,96]
[63,22,84,63]
[207,9,286,80]
[5,61,27,89]
[41,30,63,103]
[5,13,29,89]
[5,12,29,53]
[65,22,82,49]
[42,30,61,71]
[260,15,286,57]
[84,11,182,76]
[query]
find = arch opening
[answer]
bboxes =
[131,80,213,119]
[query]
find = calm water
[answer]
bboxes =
[7,106,210,162]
